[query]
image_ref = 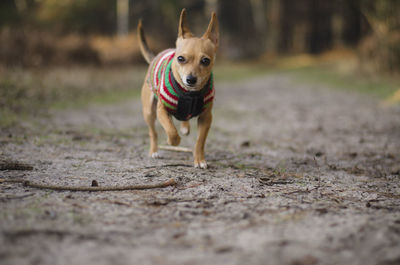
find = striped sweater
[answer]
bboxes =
[147,49,214,120]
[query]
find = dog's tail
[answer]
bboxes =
[137,20,154,64]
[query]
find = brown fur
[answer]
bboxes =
[138,9,219,168]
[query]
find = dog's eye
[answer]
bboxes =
[177,56,186,63]
[200,57,210,66]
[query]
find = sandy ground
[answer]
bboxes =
[1,73,400,265]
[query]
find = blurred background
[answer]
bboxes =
[0,0,399,126]
[0,0,399,70]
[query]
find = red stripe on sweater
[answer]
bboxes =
[160,93,178,109]
[162,83,178,101]
[205,95,214,104]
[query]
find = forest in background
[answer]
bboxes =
[0,0,399,74]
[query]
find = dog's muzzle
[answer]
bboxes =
[171,75,211,121]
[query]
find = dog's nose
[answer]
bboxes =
[186,75,197,86]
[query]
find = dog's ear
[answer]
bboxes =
[178,8,193,38]
[202,12,219,47]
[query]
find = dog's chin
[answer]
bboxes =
[182,77,208,91]
[183,82,200,91]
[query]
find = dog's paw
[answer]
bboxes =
[180,126,190,136]
[180,121,190,136]
[150,152,160,159]
[167,133,181,146]
[194,160,208,169]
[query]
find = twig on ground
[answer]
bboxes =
[0,160,33,171]
[0,178,176,192]
[144,163,192,169]
[0,178,25,183]
[0,193,35,201]
[159,145,192,153]
[283,185,320,196]
[96,198,132,206]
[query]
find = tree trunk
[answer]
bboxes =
[117,0,129,36]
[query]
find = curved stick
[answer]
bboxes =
[1,178,176,192]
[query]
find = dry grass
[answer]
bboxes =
[0,28,163,66]
[0,66,146,128]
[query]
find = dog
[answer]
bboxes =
[137,8,219,169]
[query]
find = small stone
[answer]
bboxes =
[240,141,250,147]
[44,210,57,219]
[215,246,234,254]
[242,212,250,219]
[291,255,319,265]
[315,151,324,157]
[91,180,99,187]
[391,165,400,175]
[316,208,328,215]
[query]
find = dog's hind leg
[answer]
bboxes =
[142,87,159,158]
[146,104,159,158]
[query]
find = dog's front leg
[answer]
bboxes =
[157,101,181,146]
[194,108,212,169]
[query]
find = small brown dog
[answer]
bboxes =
[137,9,218,169]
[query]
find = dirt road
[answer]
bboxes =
[1,73,400,265]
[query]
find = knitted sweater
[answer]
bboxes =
[147,49,214,120]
